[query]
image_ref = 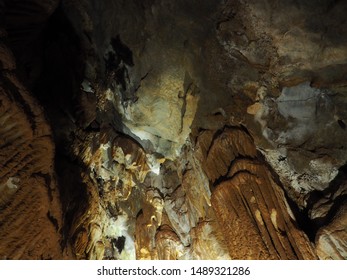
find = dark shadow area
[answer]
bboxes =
[267,159,347,242]
[305,162,347,236]
[19,4,89,255]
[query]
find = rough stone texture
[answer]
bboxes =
[1,0,347,260]
[231,0,347,205]
[199,127,316,259]
[306,172,347,259]
[316,203,347,259]
[0,19,67,258]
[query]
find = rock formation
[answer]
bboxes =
[0,0,66,258]
[0,0,346,259]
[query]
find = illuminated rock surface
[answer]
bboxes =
[0,0,347,259]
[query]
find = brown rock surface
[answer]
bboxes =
[198,127,317,259]
[1,0,347,260]
[0,30,66,259]
[316,203,347,259]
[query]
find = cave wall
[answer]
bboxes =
[0,0,346,260]
[0,0,69,259]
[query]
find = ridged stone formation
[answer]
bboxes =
[198,127,316,259]
[1,0,347,259]
[0,24,66,258]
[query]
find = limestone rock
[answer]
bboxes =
[0,31,66,259]
[1,0,347,260]
[197,127,257,182]
[189,221,231,260]
[198,126,316,259]
[316,203,347,259]
[155,225,186,260]
[68,132,151,259]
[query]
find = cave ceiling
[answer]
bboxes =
[0,0,346,260]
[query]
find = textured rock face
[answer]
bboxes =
[230,0,347,203]
[198,127,316,259]
[1,0,347,259]
[316,203,347,260]
[0,5,67,258]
